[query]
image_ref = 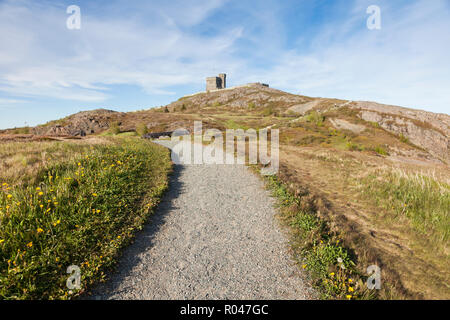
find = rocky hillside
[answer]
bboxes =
[32,109,122,136]
[3,84,449,163]
[355,101,449,162]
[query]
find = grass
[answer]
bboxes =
[0,137,172,299]
[373,145,389,156]
[224,119,250,130]
[304,111,324,127]
[261,172,370,300]
[360,169,449,247]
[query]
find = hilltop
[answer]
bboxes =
[5,83,447,163]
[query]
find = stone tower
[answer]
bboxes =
[206,73,226,91]
[218,73,226,89]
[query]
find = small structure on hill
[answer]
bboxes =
[206,73,226,91]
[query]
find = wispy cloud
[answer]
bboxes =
[0,0,239,101]
[0,0,449,126]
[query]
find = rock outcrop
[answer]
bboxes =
[354,101,449,162]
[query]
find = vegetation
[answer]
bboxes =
[108,122,121,135]
[261,106,274,116]
[360,169,449,246]
[262,173,367,300]
[305,111,324,127]
[11,127,31,135]
[399,134,409,144]
[373,145,388,156]
[136,123,149,136]
[0,138,172,299]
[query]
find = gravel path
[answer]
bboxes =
[89,142,315,300]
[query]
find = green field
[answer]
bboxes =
[0,137,172,299]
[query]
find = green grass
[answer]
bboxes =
[262,173,369,300]
[373,145,388,156]
[360,169,450,245]
[0,138,172,299]
[224,119,250,130]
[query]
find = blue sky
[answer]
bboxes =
[0,0,449,129]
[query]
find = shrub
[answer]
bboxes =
[12,127,31,134]
[136,123,149,136]
[305,111,324,127]
[374,145,388,156]
[346,141,363,151]
[262,106,274,116]
[108,122,120,135]
[399,134,409,144]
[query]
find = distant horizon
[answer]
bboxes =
[1,0,450,129]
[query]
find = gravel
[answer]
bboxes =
[87,141,315,300]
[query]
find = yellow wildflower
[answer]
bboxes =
[27,242,33,248]
[348,287,354,292]
[38,192,44,196]
[92,193,98,197]
[330,272,335,277]
[0,239,4,244]
[37,228,44,233]
[36,187,41,191]
[40,204,44,209]
[302,264,307,269]
[7,194,12,199]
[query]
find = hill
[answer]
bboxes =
[6,83,447,163]
[1,84,449,299]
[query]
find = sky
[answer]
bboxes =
[0,0,449,129]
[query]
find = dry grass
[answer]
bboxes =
[0,137,112,185]
[278,145,450,299]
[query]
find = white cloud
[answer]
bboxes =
[254,0,450,113]
[0,0,240,101]
[0,0,449,115]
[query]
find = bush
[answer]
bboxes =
[374,145,388,156]
[262,106,274,116]
[12,127,31,134]
[346,142,363,151]
[399,134,409,144]
[108,122,120,135]
[305,111,325,127]
[136,123,149,136]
